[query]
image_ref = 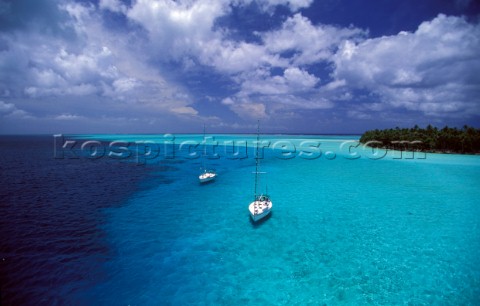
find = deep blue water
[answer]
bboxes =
[1,134,480,305]
[0,136,163,304]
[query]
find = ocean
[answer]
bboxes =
[1,134,479,305]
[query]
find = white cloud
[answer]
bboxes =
[238,66,318,96]
[99,0,128,14]
[126,0,284,74]
[198,12,364,73]
[347,109,372,120]
[25,83,98,97]
[221,97,235,105]
[125,1,279,74]
[112,78,139,93]
[333,14,480,117]
[0,101,31,119]
[283,67,319,88]
[262,13,366,65]
[0,1,197,121]
[255,0,313,11]
[0,101,15,114]
[199,39,285,73]
[1,1,478,132]
[224,98,268,119]
[204,13,364,118]
[223,92,333,120]
[120,2,363,120]
[171,106,199,116]
[55,113,83,120]
[124,3,358,74]
[127,0,228,61]
[323,79,346,91]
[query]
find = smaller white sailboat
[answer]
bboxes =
[248,121,272,222]
[199,169,216,183]
[199,124,217,184]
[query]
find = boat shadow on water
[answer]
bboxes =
[249,211,273,228]
[198,179,216,185]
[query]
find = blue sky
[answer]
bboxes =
[0,0,479,134]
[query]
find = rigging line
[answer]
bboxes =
[202,124,206,170]
[254,120,260,200]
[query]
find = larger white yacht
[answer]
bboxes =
[248,121,272,221]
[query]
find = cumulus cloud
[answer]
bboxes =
[262,13,366,65]
[1,0,478,132]
[96,1,367,118]
[171,106,199,116]
[199,39,285,73]
[55,113,83,120]
[229,101,268,119]
[123,2,359,74]
[0,101,16,114]
[99,0,128,14]
[238,67,319,96]
[126,1,283,73]
[0,101,31,119]
[255,0,313,12]
[121,1,365,120]
[127,0,229,61]
[201,13,364,118]
[0,0,199,122]
[347,109,372,120]
[333,14,480,118]
[199,12,365,74]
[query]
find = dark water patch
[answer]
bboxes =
[161,159,185,164]
[156,165,179,172]
[0,135,155,305]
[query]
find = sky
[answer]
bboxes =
[0,0,479,134]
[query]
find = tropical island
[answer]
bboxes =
[359,125,480,154]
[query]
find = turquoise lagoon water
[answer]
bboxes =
[70,134,480,304]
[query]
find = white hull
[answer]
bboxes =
[199,172,216,183]
[249,199,272,222]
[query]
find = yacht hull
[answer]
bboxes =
[199,173,216,183]
[249,200,272,222]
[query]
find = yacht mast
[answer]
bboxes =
[202,124,206,170]
[254,120,260,201]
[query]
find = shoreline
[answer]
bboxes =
[360,143,480,156]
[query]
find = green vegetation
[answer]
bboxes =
[360,125,480,154]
